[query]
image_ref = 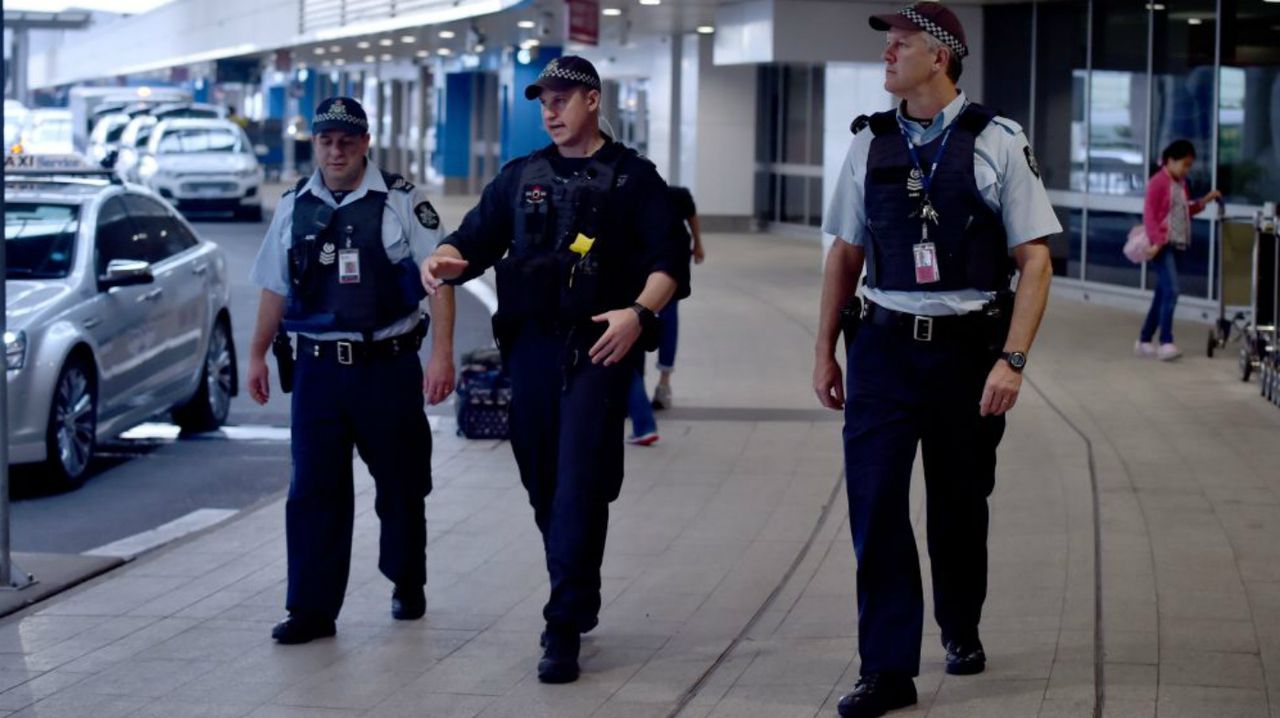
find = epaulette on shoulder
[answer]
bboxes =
[850,115,871,135]
[284,176,308,197]
[990,115,1024,136]
[867,111,899,137]
[381,170,415,192]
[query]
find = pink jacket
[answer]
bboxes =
[1143,168,1206,248]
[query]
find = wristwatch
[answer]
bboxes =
[1001,351,1028,373]
[630,302,657,325]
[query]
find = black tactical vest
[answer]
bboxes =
[283,171,425,335]
[862,103,1012,292]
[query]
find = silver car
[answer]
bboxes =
[5,157,238,488]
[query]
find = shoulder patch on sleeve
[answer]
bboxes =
[991,116,1024,136]
[1023,145,1041,179]
[414,200,440,230]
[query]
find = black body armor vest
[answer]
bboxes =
[862,103,1012,292]
[283,171,426,335]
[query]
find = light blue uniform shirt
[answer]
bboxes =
[822,91,1062,316]
[249,160,448,340]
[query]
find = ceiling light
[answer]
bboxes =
[473,43,486,53]
[364,54,376,62]
[415,49,430,57]
[328,45,341,52]
[438,30,455,39]
[313,47,326,54]
[520,38,541,49]
[639,0,660,6]
[400,35,416,43]
[602,7,622,15]
[437,48,453,55]
[379,38,394,46]
[334,58,346,66]
[380,53,393,61]
[1188,17,1202,24]
[1145,3,1165,9]
[356,40,371,49]
[696,25,714,34]
[517,19,536,28]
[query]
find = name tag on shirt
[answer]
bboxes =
[338,249,361,284]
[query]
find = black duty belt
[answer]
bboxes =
[863,301,990,343]
[298,332,421,365]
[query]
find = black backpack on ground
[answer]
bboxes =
[455,347,511,440]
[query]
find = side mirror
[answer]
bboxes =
[99,259,155,290]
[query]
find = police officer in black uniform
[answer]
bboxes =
[812,4,1058,716]
[420,56,683,683]
[247,97,457,644]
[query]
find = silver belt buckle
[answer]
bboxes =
[912,316,934,342]
[336,341,354,365]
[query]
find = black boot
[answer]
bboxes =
[391,585,426,620]
[537,627,580,684]
[270,614,336,645]
[944,638,986,675]
[836,674,917,718]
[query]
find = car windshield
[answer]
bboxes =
[156,128,243,154]
[94,116,130,143]
[5,203,78,280]
[135,126,154,147]
[31,119,72,144]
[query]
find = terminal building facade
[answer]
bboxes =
[20,0,1280,320]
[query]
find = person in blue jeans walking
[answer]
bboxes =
[627,186,702,444]
[1136,139,1221,361]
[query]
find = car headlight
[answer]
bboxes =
[5,330,26,371]
[138,155,160,179]
[235,166,258,178]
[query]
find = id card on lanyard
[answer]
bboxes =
[898,105,965,285]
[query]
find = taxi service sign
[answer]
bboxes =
[4,153,96,172]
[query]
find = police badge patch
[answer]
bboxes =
[907,167,924,196]
[414,201,440,229]
[1024,146,1041,179]
[524,185,547,204]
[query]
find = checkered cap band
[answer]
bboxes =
[902,6,968,59]
[538,63,600,90]
[313,111,368,128]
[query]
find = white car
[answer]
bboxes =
[138,118,263,221]
[113,115,158,183]
[5,154,238,488]
[88,112,131,167]
[20,109,75,155]
[4,100,27,148]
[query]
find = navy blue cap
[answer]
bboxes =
[524,56,602,100]
[311,96,369,134]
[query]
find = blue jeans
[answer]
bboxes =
[627,364,657,437]
[656,301,679,372]
[1140,247,1179,345]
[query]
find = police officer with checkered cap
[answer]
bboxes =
[247,96,458,644]
[813,3,1061,715]
[421,56,686,683]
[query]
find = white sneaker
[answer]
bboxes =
[1157,343,1181,361]
[1134,340,1157,358]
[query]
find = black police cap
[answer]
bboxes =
[524,56,602,100]
[311,96,370,135]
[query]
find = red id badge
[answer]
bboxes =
[338,248,361,284]
[913,242,940,284]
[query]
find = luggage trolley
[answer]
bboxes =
[1237,205,1277,393]
[1206,216,1255,358]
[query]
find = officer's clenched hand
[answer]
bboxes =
[589,309,642,366]
[813,356,845,410]
[424,353,456,405]
[247,356,271,405]
[979,360,1021,417]
[420,251,470,295]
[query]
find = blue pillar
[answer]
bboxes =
[267,86,286,120]
[436,72,475,180]
[502,47,563,163]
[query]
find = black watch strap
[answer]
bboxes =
[631,302,657,323]
[1000,351,1027,372]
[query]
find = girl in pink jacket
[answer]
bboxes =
[1136,140,1221,360]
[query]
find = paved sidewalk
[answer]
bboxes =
[1,205,1277,717]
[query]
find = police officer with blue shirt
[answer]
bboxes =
[420,56,682,684]
[812,4,1059,716]
[246,97,458,645]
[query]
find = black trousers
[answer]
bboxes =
[505,324,630,633]
[843,322,1006,677]
[286,347,432,621]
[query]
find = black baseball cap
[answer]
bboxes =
[311,96,370,134]
[524,56,602,100]
[870,2,969,60]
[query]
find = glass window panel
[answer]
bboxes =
[1151,0,1216,198]
[781,174,807,224]
[782,66,810,164]
[1033,0,1088,190]
[754,171,775,223]
[1088,1,1149,196]
[755,66,779,164]
[982,4,1033,131]
[1178,219,1213,299]
[809,67,825,166]
[1218,0,1280,205]
[1061,207,1084,279]
[1085,209,1143,288]
[808,176,823,227]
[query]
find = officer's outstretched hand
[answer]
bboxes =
[813,356,844,411]
[420,252,470,295]
[247,356,270,405]
[980,360,1022,417]
[424,352,456,405]
[589,309,642,365]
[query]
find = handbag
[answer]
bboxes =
[1123,224,1151,264]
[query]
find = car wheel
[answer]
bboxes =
[43,356,97,490]
[174,318,235,433]
[236,205,263,222]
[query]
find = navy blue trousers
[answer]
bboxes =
[287,347,432,621]
[505,324,630,633]
[843,322,1006,677]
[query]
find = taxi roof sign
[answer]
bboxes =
[5,153,99,172]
